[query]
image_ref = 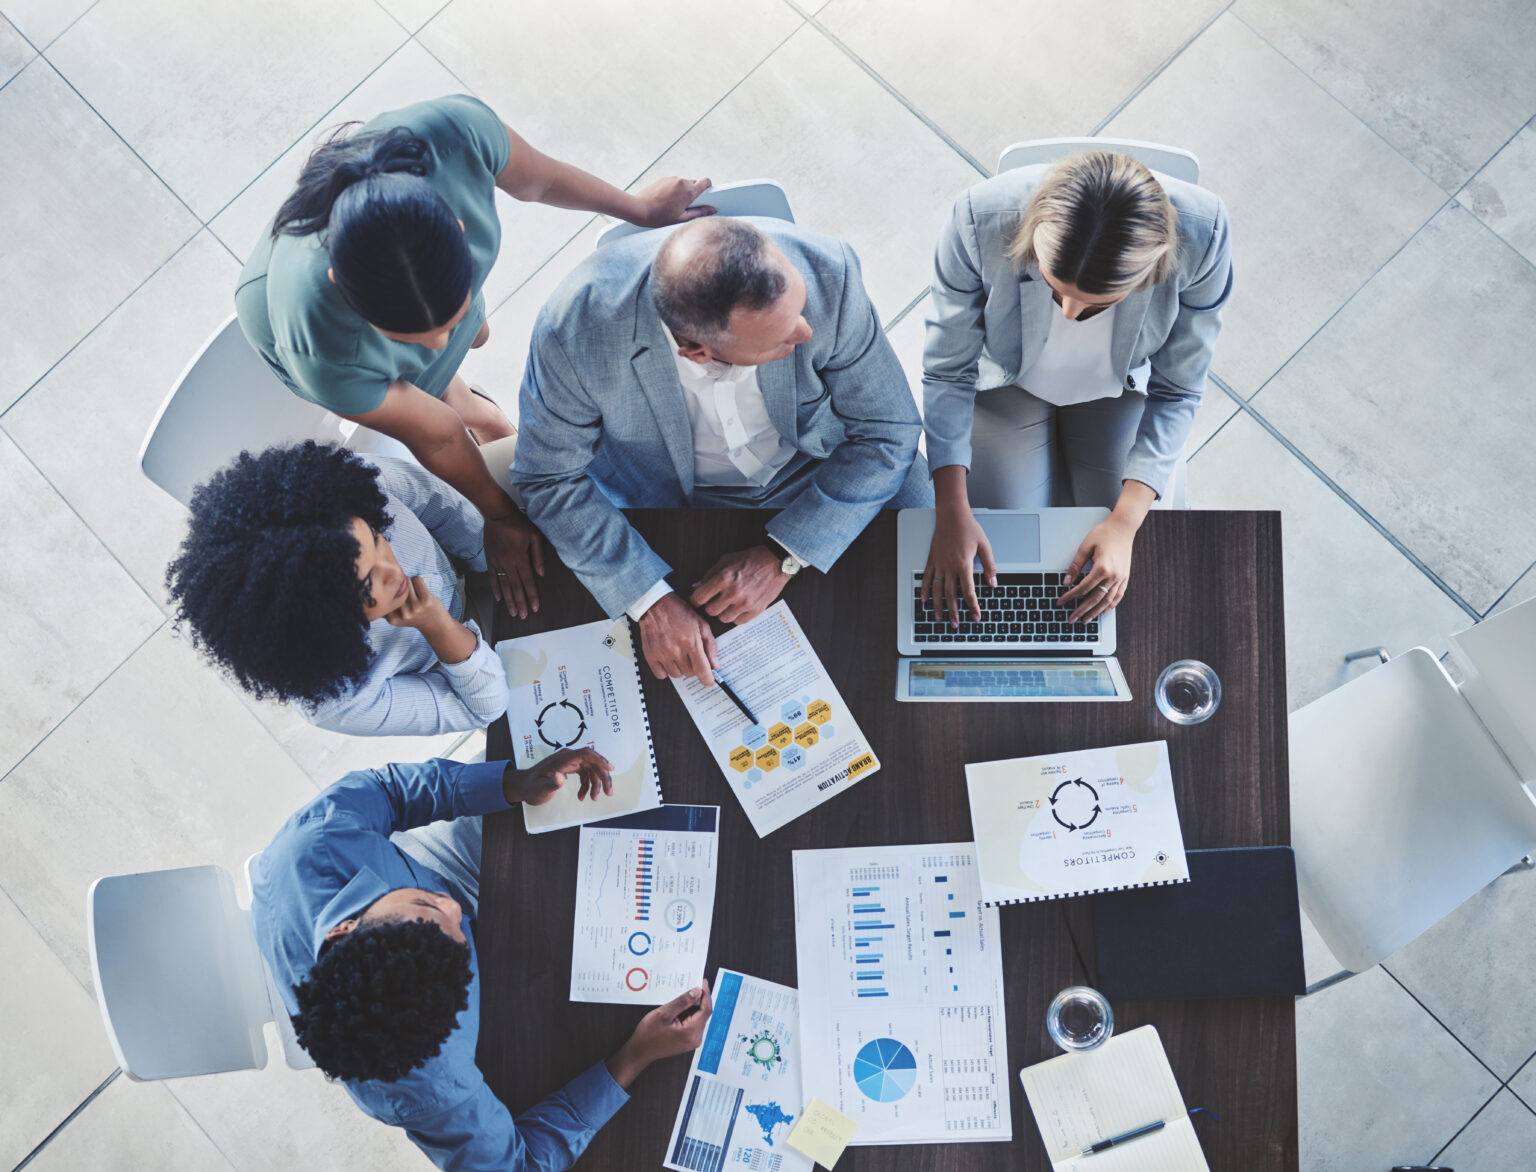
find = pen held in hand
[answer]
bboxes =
[712,671,759,726]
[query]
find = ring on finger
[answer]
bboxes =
[1094,583,1110,596]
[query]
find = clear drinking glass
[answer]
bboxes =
[1046,986,1114,1052]
[1155,659,1222,725]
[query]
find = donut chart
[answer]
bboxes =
[853,1037,917,1103]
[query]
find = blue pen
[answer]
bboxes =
[1081,1119,1165,1156]
[712,671,759,726]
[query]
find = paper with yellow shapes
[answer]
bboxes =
[785,1098,859,1168]
[496,618,661,832]
[964,740,1189,905]
[672,602,879,837]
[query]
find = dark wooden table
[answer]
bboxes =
[478,510,1296,1170]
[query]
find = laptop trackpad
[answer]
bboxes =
[975,512,1040,564]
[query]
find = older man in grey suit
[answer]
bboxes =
[512,216,931,686]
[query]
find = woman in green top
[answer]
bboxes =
[236,94,712,619]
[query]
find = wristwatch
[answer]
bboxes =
[765,536,809,577]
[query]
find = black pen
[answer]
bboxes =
[712,671,759,726]
[1081,1119,1165,1156]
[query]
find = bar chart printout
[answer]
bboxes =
[665,970,813,1172]
[570,805,719,1005]
[792,844,1011,1145]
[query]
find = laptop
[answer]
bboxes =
[894,507,1132,703]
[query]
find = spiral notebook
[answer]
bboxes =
[965,740,1188,905]
[496,617,662,833]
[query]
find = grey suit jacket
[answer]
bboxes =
[923,166,1233,496]
[511,219,922,617]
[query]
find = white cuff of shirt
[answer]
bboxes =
[626,580,674,622]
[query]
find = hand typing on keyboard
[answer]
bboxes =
[910,572,1102,644]
[1056,513,1137,622]
[921,507,997,626]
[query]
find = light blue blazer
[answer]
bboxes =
[923,166,1233,496]
[512,219,922,617]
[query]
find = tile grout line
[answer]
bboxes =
[782,0,990,178]
[0,619,164,792]
[11,1068,119,1171]
[1428,1085,1504,1165]
[1211,371,1481,622]
[1090,0,1237,135]
[1380,963,1507,1084]
[1227,9,1452,197]
[36,0,102,52]
[0,226,210,420]
[1480,554,1536,618]
[200,35,420,238]
[34,52,210,231]
[158,1083,245,1172]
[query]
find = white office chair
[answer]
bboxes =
[140,313,411,507]
[1289,597,1536,973]
[997,137,1200,511]
[87,856,312,1080]
[996,136,1200,184]
[594,179,795,250]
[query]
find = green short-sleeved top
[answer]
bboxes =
[235,94,511,416]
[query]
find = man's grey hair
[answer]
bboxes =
[650,218,787,344]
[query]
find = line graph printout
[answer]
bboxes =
[664,970,813,1172]
[570,805,718,1004]
[793,844,1011,1145]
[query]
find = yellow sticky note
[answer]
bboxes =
[785,1097,858,1169]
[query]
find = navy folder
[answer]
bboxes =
[1092,846,1306,1000]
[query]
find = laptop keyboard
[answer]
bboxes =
[910,572,1101,644]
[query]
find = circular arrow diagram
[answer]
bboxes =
[535,699,587,748]
[1049,776,1102,832]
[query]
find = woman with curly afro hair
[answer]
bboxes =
[166,441,508,736]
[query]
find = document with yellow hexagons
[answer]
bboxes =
[673,601,880,836]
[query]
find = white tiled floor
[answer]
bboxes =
[2,1,1532,1169]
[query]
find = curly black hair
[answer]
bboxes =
[165,442,393,705]
[293,918,472,1083]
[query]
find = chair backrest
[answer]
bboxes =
[244,851,314,1070]
[1448,595,1536,782]
[1289,648,1536,972]
[996,138,1200,183]
[140,314,413,507]
[594,179,795,250]
[88,866,273,1080]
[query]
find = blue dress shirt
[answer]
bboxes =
[251,758,629,1170]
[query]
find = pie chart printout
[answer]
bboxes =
[853,1038,917,1103]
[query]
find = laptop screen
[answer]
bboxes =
[908,659,1119,699]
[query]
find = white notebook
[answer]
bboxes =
[1019,1025,1209,1172]
[496,618,661,833]
[965,740,1189,905]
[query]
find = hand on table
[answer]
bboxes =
[502,747,613,806]
[638,593,719,688]
[690,545,791,626]
[484,511,545,620]
[606,984,714,1089]
[1058,515,1137,621]
[631,176,716,227]
[922,506,996,627]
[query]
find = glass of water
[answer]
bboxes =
[1046,986,1114,1052]
[1155,659,1222,725]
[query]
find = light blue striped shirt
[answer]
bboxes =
[301,456,509,737]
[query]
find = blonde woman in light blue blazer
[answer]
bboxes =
[920,154,1232,628]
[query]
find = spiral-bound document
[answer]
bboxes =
[964,741,1188,906]
[496,618,662,833]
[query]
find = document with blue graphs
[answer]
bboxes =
[664,969,812,1172]
[793,843,1012,1145]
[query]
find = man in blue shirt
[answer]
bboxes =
[251,751,712,1170]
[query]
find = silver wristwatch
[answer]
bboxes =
[767,538,808,576]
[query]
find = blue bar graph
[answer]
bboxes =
[949,911,965,919]
[854,936,881,945]
[853,920,895,930]
[852,903,882,913]
[856,972,884,981]
[934,875,948,883]
[934,929,952,937]
[851,886,879,896]
[856,990,889,998]
[855,955,882,964]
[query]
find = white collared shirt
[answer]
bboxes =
[624,328,802,620]
[1019,303,1151,407]
[663,324,797,489]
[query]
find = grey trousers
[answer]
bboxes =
[391,817,484,918]
[967,386,1147,510]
